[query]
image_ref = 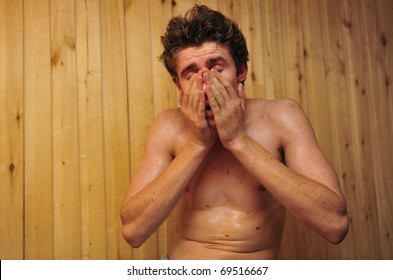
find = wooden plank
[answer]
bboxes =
[319,0,356,259]
[299,0,334,159]
[362,0,393,259]
[378,0,393,168]
[100,0,131,260]
[375,0,393,258]
[262,0,286,100]
[24,0,54,260]
[258,0,276,100]
[281,0,304,102]
[0,0,24,259]
[150,0,179,116]
[75,0,107,259]
[238,0,265,99]
[50,0,81,259]
[340,0,380,259]
[325,0,367,260]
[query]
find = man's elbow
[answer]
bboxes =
[120,213,147,248]
[121,223,147,248]
[325,211,349,244]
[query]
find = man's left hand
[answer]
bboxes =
[203,68,247,148]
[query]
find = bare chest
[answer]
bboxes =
[185,135,282,212]
[173,101,284,211]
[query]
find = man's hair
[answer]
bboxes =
[160,5,249,77]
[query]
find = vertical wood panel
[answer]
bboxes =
[150,0,178,116]
[362,0,393,259]
[24,0,54,260]
[75,0,108,259]
[265,0,288,100]
[376,0,393,259]
[238,0,265,99]
[281,0,303,102]
[257,0,276,100]
[0,0,24,259]
[299,0,334,157]
[50,0,81,259]
[344,0,381,259]
[319,0,355,259]
[100,0,130,259]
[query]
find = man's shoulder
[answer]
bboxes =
[246,98,311,137]
[154,108,184,124]
[152,108,187,135]
[147,108,188,153]
[245,97,311,146]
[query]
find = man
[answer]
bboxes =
[120,5,348,259]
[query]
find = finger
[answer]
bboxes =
[205,84,220,112]
[197,90,206,118]
[185,74,200,109]
[210,69,238,101]
[192,74,203,111]
[181,75,194,109]
[203,70,226,107]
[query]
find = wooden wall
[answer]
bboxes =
[1,0,392,260]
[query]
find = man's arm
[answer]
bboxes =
[120,110,210,248]
[121,72,213,248]
[229,100,348,243]
[204,70,348,243]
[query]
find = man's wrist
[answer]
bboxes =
[224,132,249,152]
[186,138,213,154]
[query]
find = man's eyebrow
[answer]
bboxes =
[180,63,198,78]
[207,56,228,66]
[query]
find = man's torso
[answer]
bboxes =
[166,99,287,259]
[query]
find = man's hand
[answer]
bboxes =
[203,68,247,148]
[180,70,215,148]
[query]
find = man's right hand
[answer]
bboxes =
[180,71,215,148]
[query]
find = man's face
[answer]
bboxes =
[173,42,246,127]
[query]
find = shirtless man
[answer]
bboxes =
[120,5,348,259]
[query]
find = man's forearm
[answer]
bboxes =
[120,141,209,248]
[228,135,348,243]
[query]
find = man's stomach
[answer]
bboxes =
[168,205,286,259]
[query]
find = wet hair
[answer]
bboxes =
[160,5,249,77]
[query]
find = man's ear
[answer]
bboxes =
[172,76,183,104]
[172,76,181,91]
[237,64,248,83]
